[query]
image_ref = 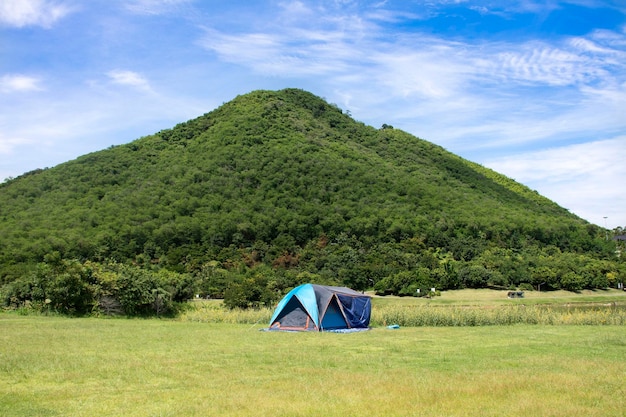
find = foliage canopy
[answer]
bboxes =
[0,89,621,314]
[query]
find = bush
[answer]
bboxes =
[223,273,279,310]
[115,266,176,316]
[2,259,96,315]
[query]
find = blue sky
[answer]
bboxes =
[1,0,625,229]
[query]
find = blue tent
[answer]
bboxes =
[268,284,371,331]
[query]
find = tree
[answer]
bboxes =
[223,273,277,309]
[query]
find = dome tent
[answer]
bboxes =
[268,284,371,331]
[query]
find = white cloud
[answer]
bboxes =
[201,31,281,65]
[200,29,357,76]
[106,70,153,92]
[484,138,626,228]
[279,1,313,18]
[495,45,598,86]
[489,30,626,88]
[371,43,469,99]
[500,1,559,15]
[0,0,72,28]
[198,7,626,162]
[0,74,43,92]
[125,0,191,15]
[199,2,379,77]
[199,9,624,94]
[570,36,616,55]
[0,134,34,155]
[365,8,423,23]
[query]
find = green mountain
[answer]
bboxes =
[0,89,618,311]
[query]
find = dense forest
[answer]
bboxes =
[0,89,623,315]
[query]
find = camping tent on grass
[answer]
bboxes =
[268,284,371,331]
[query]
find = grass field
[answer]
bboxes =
[371,288,626,306]
[178,288,626,326]
[1,312,625,416]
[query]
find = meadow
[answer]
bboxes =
[1,289,625,416]
[179,288,626,326]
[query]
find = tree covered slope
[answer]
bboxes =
[0,89,618,303]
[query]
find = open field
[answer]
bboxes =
[369,289,626,327]
[178,288,626,326]
[1,314,625,416]
[370,288,626,306]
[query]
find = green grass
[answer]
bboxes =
[1,315,625,416]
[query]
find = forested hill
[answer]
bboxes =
[0,89,618,307]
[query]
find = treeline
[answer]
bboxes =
[2,234,623,315]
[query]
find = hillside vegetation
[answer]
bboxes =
[0,89,622,315]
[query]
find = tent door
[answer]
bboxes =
[271,295,317,330]
[320,296,348,330]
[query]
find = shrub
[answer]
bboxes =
[2,259,96,315]
[116,266,175,316]
[223,274,278,309]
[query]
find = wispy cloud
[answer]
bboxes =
[200,29,358,76]
[0,74,43,92]
[125,0,192,15]
[106,70,153,93]
[496,44,595,86]
[485,138,625,183]
[484,137,626,226]
[199,7,625,94]
[0,0,73,28]
[0,135,34,156]
[199,1,378,77]
[198,6,626,153]
[278,0,313,18]
[370,41,471,99]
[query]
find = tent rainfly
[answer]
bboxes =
[268,284,371,331]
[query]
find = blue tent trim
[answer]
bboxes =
[268,284,371,331]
